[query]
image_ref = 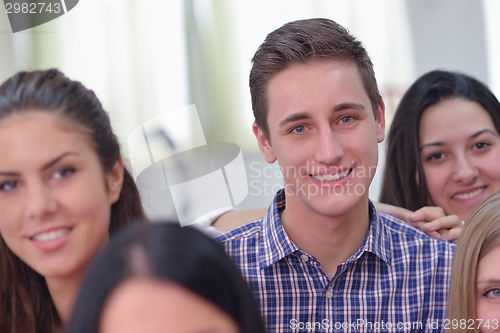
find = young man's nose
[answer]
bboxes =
[451,155,478,184]
[314,128,344,164]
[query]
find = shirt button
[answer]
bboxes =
[300,254,309,262]
[326,290,333,299]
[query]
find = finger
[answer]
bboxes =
[425,229,442,239]
[408,206,446,222]
[423,215,463,232]
[407,220,442,239]
[439,227,462,243]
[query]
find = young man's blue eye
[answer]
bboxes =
[292,125,306,134]
[340,116,353,124]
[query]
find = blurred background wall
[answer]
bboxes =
[0,0,498,220]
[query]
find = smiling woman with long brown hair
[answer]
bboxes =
[0,69,146,333]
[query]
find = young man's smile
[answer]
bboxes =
[309,166,353,182]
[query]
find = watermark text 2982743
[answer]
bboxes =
[5,2,61,14]
[3,0,79,33]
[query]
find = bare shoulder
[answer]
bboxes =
[212,208,267,233]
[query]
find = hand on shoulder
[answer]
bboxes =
[375,202,462,242]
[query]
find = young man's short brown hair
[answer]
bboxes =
[250,18,382,140]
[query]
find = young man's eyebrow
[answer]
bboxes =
[420,129,498,151]
[333,102,365,112]
[278,112,311,127]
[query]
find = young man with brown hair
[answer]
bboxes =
[217,18,454,332]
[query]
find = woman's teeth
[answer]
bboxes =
[453,187,486,200]
[32,228,71,242]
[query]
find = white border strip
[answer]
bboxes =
[60,0,68,14]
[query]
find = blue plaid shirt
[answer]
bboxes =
[217,189,455,332]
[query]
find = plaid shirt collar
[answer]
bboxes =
[258,189,392,270]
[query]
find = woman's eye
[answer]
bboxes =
[474,142,490,150]
[427,152,444,161]
[291,125,306,134]
[339,116,354,124]
[0,180,19,192]
[484,288,500,298]
[53,167,76,180]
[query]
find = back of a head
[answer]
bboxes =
[68,222,266,333]
[250,18,381,139]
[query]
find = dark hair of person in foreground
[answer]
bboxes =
[67,222,266,333]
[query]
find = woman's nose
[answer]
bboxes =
[24,182,58,221]
[451,155,478,185]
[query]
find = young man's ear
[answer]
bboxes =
[376,99,386,143]
[107,156,125,205]
[253,123,277,163]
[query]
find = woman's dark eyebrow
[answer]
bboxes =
[0,171,18,176]
[420,129,498,151]
[41,152,78,171]
[0,152,78,176]
[419,142,444,151]
[469,129,497,140]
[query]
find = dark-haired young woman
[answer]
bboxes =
[379,69,500,237]
[0,69,146,332]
